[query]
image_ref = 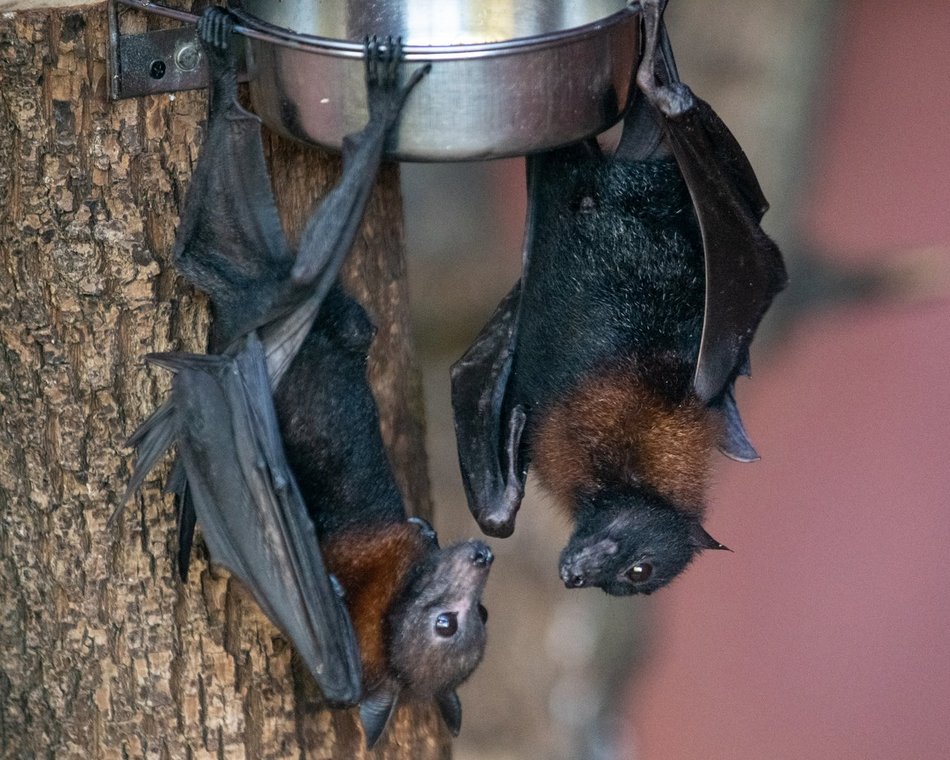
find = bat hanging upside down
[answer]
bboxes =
[121,8,491,747]
[451,0,787,596]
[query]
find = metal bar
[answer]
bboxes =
[114,0,352,54]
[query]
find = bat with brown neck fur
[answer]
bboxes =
[274,284,492,746]
[451,0,786,596]
[121,8,491,746]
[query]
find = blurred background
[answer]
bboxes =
[399,1,950,758]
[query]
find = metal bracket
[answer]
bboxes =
[108,1,254,100]
[108,1,209,100]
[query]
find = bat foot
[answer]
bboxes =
[364,35,403,89]
[363,35,430,124]
[197,6,242,106]
[635,0,694,118]
[197,7,236,54]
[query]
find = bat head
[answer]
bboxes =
[559,487,728,596]
[386,538,492,698]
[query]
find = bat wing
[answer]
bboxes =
[260,42,431,385]
[153,336,363,705]
[173,12,294,350]
[663,98,786,403]
[635,8,787,403]
[451,157,557,539]
[451,283,527,538]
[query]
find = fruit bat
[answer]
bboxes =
[120,8,491,747]
[451,0,787,596]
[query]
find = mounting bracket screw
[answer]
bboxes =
[176,43,200,72]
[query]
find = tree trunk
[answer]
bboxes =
[0,4,444,758]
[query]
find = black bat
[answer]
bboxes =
[451,0,787,596]
[122,8,491,747]
[275,284,492,746]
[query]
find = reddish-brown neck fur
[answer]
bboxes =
[531,363,720,515]
[321,522,429,688]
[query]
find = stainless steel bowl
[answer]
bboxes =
[229,0,640,161]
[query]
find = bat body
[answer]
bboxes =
[276,285,492,746]
[123,9,490,746]
[451,0,786,595]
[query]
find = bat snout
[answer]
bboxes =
[560,565,586,588]
[559,538,618,588]
[470,543,493,568]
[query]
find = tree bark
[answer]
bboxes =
[0,4,443,758]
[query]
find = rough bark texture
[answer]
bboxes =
[0,4,443,759]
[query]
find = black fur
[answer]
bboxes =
[275,286,404,536]
[561,486,699,596]
[450,1,785,596]
[511,154,704,425]
[122,9,493,739]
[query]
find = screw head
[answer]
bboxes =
[176,44,200,72]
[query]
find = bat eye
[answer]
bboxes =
[477,604,488,624]
[435,612,458,637]
[626,562,653,583]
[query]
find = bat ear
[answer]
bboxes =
[359,685,400,748]
[436,690,462,736]
[689,522,731,552]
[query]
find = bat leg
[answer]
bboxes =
[289,38,430,287]
[196,7,242,114]
[634,0,786,403]
[635,0,695,119]
[364,36,432,130]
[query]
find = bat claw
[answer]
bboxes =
[407,516,439,545]
[197,6,234,52]
[329,574,346,599]
[364,35,379,86]
[364,35,403,90]
[364,34,430,122]
[384,36,403,84]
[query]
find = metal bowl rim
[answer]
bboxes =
[231,2,640,60]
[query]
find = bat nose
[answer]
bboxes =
[471,545,494,567]
[560,565,585,588]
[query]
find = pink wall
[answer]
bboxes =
[628,2,950,758]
